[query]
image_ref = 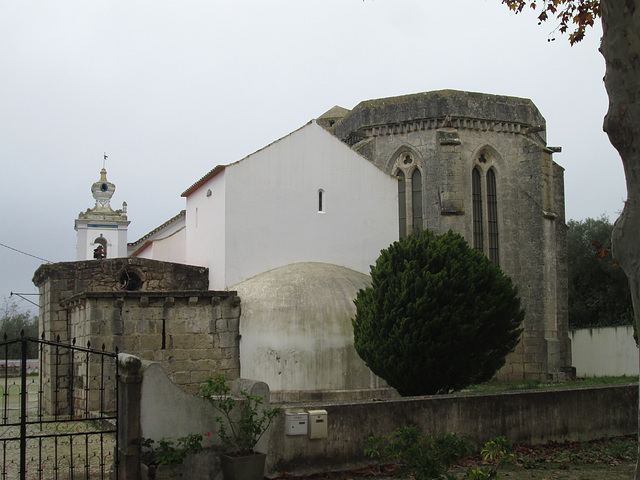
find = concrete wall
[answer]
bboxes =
[571,326,639,377]
[266,384,638,477]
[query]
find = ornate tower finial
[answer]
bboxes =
[92,168,116,210]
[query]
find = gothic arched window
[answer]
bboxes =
[472,156,500,266]
[472,168,484,252]
[397,170,407,238]
[394,151,423,238]
[412,168,423,233]
[487,168,499,266]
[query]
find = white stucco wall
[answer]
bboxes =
[135,243,153,259]
[185,170,226,288]
[153,227,186,264]
[137,227,186,263]
[217,121,397,289]
[570,326,639,377]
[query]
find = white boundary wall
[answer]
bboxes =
[570,325,639,377]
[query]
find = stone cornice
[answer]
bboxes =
[344,115,545,146]
[60,290,237,308]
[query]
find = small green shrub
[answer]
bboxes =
[464,467,497,479]
[365,427,474,479]
[141,433,203,466]
[366,427,515,480]
[466,436,514,478]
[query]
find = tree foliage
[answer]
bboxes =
[352,230,524,396]
[567,217,633,329]
[501,0,601,44]
[0,298,38,359]
[496,2,640,478]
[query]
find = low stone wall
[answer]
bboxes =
[266,384,639,477]
[121,356,639,480]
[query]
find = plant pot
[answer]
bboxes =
[220,452,266,480]
[142,463,183,480]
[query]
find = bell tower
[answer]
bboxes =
[75,167,130,260]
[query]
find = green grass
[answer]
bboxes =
[462,375,638,393]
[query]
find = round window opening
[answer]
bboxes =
[100,183,109,192]
[403,154,413,165]
[119,270,142,291]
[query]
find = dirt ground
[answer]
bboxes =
[271,436,638,480]
[272,462,636,479]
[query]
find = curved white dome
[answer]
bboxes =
[233,262,388,398]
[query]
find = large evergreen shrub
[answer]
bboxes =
[352,230,524,396]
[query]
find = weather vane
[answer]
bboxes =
[103,152,108,169]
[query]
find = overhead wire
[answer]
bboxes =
[0,243,52,263]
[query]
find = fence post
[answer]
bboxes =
[118,353,142,480]
[19,336,27,480]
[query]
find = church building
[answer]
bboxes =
[38,90,571,402]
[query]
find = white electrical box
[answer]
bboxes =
[307,409,328,439]
[285,412,308,436]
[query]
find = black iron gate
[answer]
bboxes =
[0,333,118,480]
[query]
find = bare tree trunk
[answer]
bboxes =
[603,1,640,478]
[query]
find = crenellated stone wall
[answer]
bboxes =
[33,258,240,411]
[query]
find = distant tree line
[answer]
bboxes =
[567,216,633,329]
[0,298,38,359]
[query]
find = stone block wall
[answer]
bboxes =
[61,291,240,395]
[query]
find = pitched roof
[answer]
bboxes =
[128,210,186,247]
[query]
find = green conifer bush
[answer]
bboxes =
[352,230,524,396]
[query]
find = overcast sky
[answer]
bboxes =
[0,0,626,314]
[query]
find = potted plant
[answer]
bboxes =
[200,374,280,480]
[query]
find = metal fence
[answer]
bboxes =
[0,334,118,480]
